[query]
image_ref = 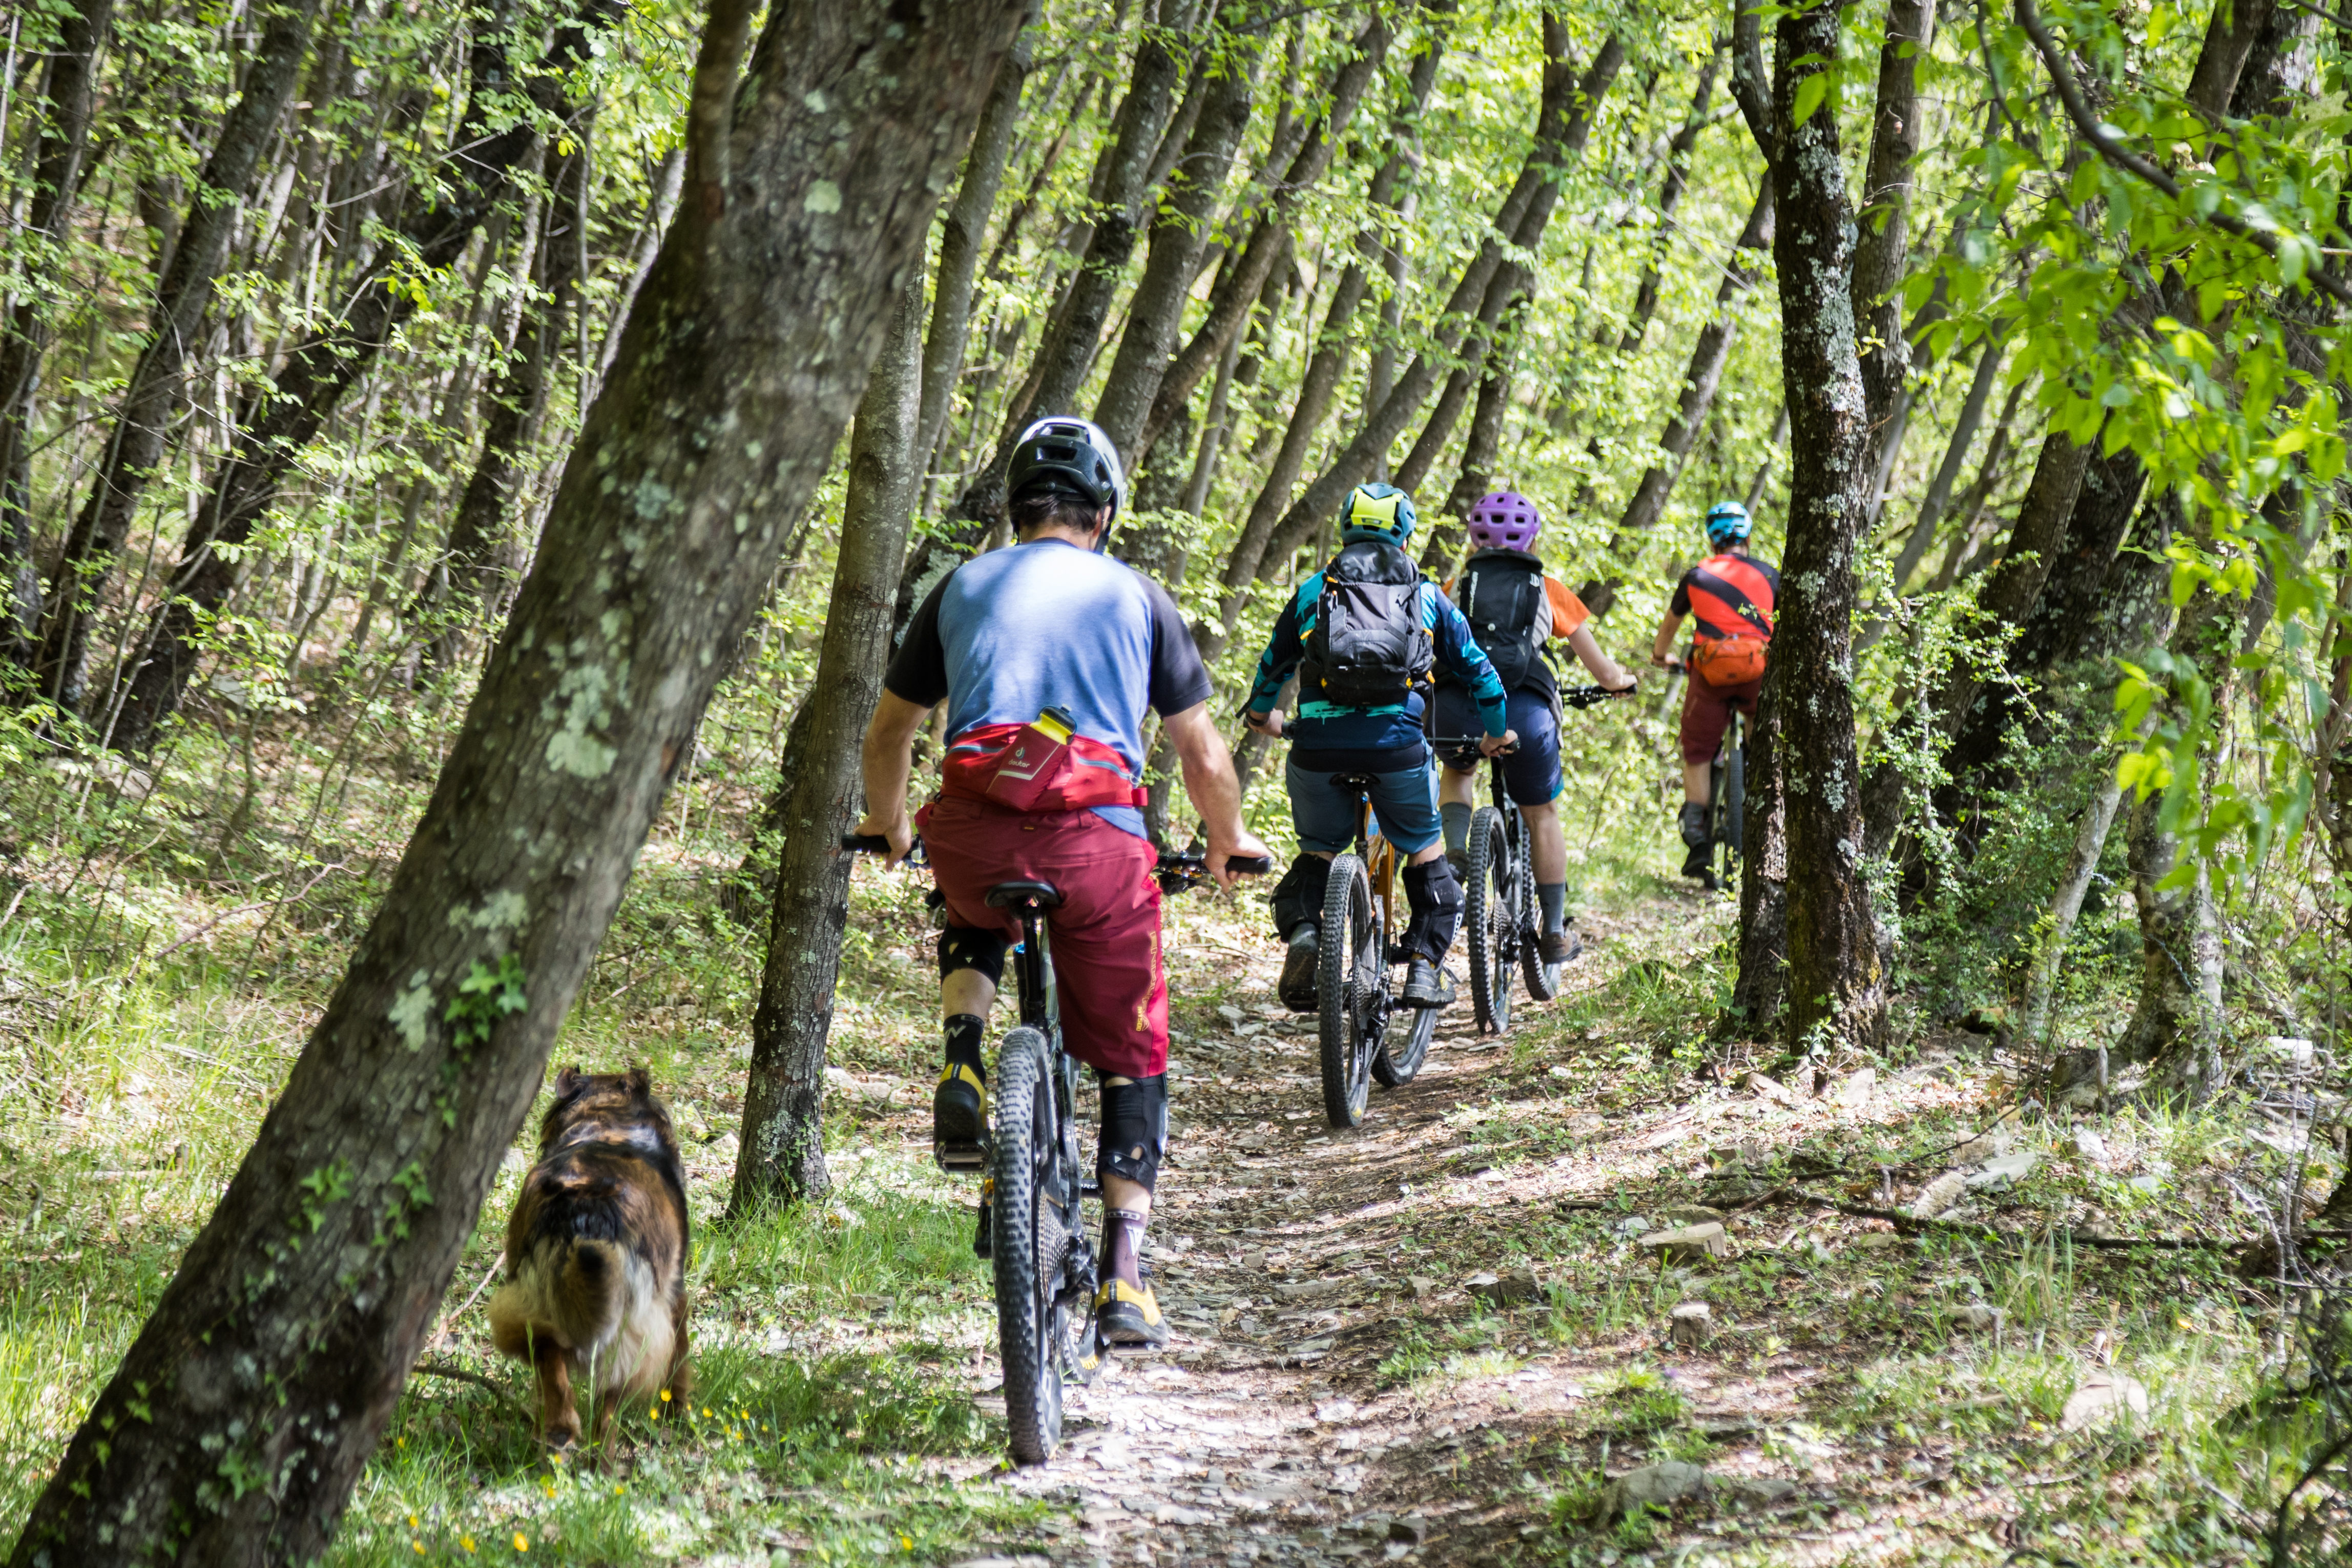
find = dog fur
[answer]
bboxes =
[488,1065,692,1450]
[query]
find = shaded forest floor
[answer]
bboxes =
[0,768,2322,1566]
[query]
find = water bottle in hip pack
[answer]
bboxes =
[942,706,1145,811]
[1300,539,1435,708]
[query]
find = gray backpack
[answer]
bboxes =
[1300,540,1434,708]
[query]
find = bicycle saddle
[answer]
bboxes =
[985,879,1066,909]
[1330,772,1379,792]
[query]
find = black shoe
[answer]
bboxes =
[1401,957,1455,1009]
[1541,926,1581,966]
[1680,842,1714,882]
[932,1062,987,1173]
[1679,802,1712,848]
[1095,1278,1171,1348]
[1278,925,1320,1012]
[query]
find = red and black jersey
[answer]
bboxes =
[1670,551,1779,643]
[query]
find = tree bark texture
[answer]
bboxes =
[103,0,633,752]
[1850,0,1933,443]
[5,4,1021,1560]
[0,0,116,666]
[1766,0,1886,1053]
[1130,10,1396,468]
[1248,19,1621,597]
[1091,18,1261,456]
[2020,760,2127,1057]
[732,278,926,1214]
[1421,339,1515,576]
[1732,665,1789,1030]
[30,0,323,716]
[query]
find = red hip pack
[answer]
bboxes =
[941,707,1146,812]
[1691,636,1768,688]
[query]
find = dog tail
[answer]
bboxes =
[550,1238,627,1349]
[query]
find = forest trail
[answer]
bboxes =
[968,882,1978,1567]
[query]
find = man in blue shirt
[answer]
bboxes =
[1243,483,1513,1011]
[856,416,1267,1350]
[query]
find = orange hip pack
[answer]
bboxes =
[942,707,1146,812]
[1691,636,1768,688]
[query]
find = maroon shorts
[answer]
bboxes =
[1680,673,1762,765]
[917,795,1169,1080]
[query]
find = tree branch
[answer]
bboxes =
[2015,0,2352,310]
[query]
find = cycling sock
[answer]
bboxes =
[1097,1073,1168,1193]
[1538,882,1568,935]
[1401,857,1464,962]
[1101,1206,1149,1290]
[943,1014,986,1078]
[1440,801,1472,861]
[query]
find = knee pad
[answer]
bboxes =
[1096,1073,1168,1193]
[1402,856,1463,918]
[1269,853,1333,939]
[937,924,1010,987]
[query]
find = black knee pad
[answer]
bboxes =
[937,924,1009,987]
[1269,853,1332,938]
[1097,1073,1168,1193]
[1403,856,1463,918]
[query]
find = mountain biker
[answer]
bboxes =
[1241,482,1514,1014]
[1432,490,1637,963]
[852,415,1270,1350]
[1650,499,1779,881]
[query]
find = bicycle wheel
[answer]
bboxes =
[990,1028,1067,1466]
[1517,812,1564,1001]
[1373,991,1439,1085]
[1463,806,1511,1034]
[1317,853,1377,1127]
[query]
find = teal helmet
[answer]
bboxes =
[1703,499,1752,549]
[1339,482,1418,546]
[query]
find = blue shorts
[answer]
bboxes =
[1284,752,1442,855]
[1434,685,1561,806]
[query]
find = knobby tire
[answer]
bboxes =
[1518,816,1563,1002]
[1464,806,1511,1034]
[1318,854,1375,1128]
[990,1028,1065,1465]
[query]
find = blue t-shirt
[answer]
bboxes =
[885,538,1212,838]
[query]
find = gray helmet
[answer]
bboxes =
[1008,415,1126,526]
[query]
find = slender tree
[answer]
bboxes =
[3,3,1022,1558]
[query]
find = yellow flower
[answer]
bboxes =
[900,1535,913,1551]
[513,1533,530,1553]
[409,1516,420,1529]
[461,1538,477,1554]
[412,1544,425,1556]
[659,1389,673,1402]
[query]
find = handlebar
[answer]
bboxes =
[1562,682,1638,709]
[841,833,1268,891]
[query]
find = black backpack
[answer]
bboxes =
[1454,548,1552,694]
[1300,539,1435,708]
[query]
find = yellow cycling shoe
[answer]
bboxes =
[932,1062,987,1174]
[1094,1277,1170,1349]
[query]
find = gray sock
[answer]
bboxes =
[1441,801,1472,860]
[1538,882,1568,935]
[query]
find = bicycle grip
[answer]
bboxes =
[1225,854,1273,875]
[839,833,895,854]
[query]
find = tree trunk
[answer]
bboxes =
[1767,0,1886,1054]
[1090,16,1261,455]
[0,0,116,669]
[1421,333,1516,575]
[419,129,594,674]
[1850,0,1933,443]
[4,3,1019,1560]
[30,0,324,717]
[1885,332,2003,590]
[1247,20,1621,594]
[103,0,633,752]
[732,278,926,1212]
[1129,10,1397,468]
[1732,666,1788,1030]
[1581,176,1774,613]
[2020,762,2127,1057]
[1619,46,1723,355]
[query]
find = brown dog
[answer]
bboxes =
[489,1066,692,1451]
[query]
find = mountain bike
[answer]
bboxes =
[1433,685,1629,1033]
[1666,659,1747,891]
[842,833,1264,1466]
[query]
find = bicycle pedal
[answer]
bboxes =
[1078,1178,1102,1199]
[934,1141,988,1176]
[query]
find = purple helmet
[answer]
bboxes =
[1465,490,1542,553]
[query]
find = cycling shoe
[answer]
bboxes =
[1401,957,1455,1009]
[1094,1278,1170,1348]
[1278,925,1320,1012]
[932,1062,987,1173]
[1540,926,1581,966]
